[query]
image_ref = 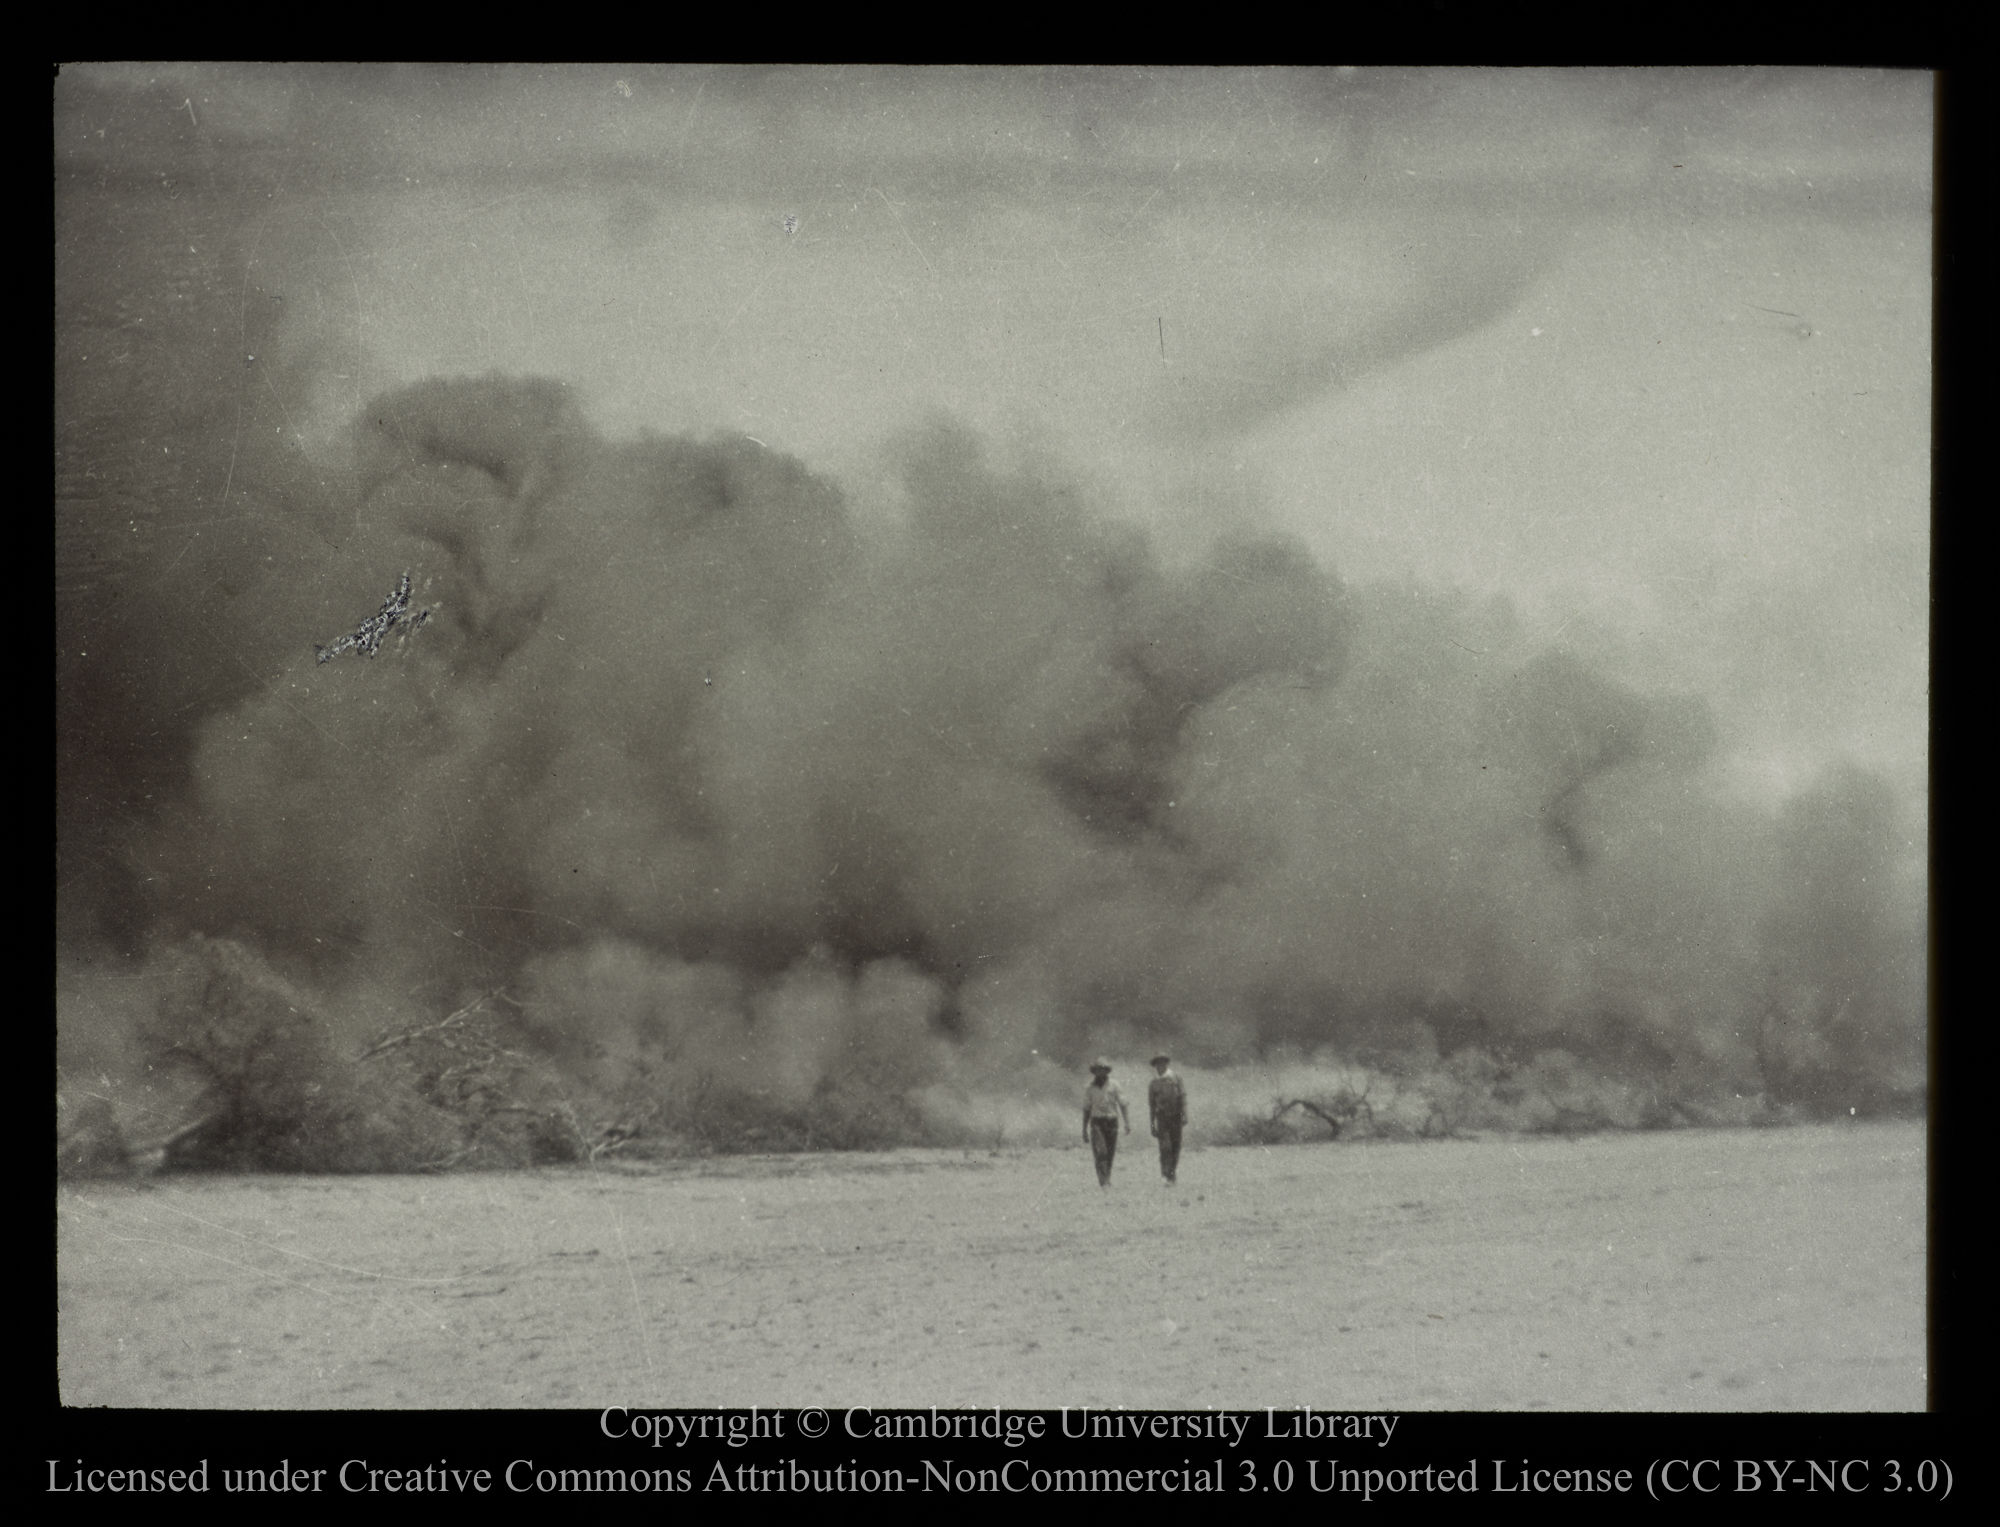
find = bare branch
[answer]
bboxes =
[354,989,508,1063]
[1273,1097,1347,1137]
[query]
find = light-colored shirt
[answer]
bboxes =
[1083,1079,1127,1120]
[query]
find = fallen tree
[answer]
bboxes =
[1217,1082,1376,1146]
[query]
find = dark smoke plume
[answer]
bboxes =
[52,67,1930,1171]
[57,370,1924,1168]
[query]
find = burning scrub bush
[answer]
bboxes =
[56,1096,131,1179]
[132,938,588,1172]
[137,938,458,1171]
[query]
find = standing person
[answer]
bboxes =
[1081,1058,1130,1187]
[1148,1053,1187,1185]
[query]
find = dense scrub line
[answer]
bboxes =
[58,937,1916,1179]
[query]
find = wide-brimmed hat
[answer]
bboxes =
[1090,1057,1113,1073]
[1150,1053,1171,1065]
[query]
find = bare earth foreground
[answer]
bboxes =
[59,1122,1924,1411]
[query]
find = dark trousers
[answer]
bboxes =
[1088,1118,1119,1185]
[1155,1120,1183,1182]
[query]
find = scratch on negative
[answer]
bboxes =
[873,187,938,281]
[227,653,352,753]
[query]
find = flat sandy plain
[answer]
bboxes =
[58,1121,1924,1411]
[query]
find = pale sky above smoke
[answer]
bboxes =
[57,64,1930,817]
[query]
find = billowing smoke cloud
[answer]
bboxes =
[56,67,1927,1169]
[58,366,1922,1168]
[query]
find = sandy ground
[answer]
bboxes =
[57,1121,1924,1411]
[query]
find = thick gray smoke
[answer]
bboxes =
[57,366,1923,1168]
[55,68,1927,1170]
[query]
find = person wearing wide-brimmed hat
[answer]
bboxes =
[1081,1057,1131,1187]
[1147,1053,1186,1185]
